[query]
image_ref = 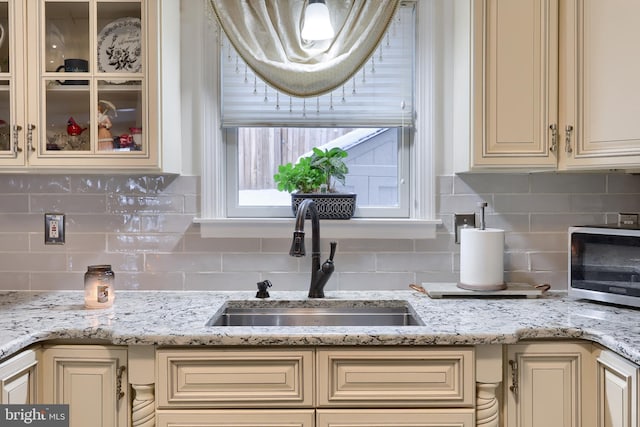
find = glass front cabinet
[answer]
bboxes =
[0,0,160,169]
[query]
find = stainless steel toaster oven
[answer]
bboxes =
[569,225,640,308]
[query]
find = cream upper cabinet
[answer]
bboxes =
[559,0,640,170]
[0,348,38,404]
[40,345,128,427]
[0,0,164,171]
[595,347,639,427]
[470,0,559,169]
[505,342,596,427]
[467,0,640,171]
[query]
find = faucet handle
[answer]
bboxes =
[328,241,337,261]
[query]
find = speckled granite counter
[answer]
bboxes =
[1,289,639,365]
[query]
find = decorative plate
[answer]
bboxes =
[97,17,142,73]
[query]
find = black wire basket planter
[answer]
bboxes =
[291,192,357,220]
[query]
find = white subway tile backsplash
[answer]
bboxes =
[183,236,260,253]
[376,252,453,272]
[529,252,567,272]
[107,233,184,253]
[455,173,529,194]
[1,172,638,291]
[146,253,221,273]
[0,233,29,251]
[530,213,606,231]
[222,253,299,272]
[0,253,67,272]
[184,272,262,291]
[338,272,415,291]
[0,272,30,290]
[505,233,567,252]
[30,194,107,213]
[607,173,640,193]
[531,173,606,193]
[494,194,571,213]
[0,195,29,212]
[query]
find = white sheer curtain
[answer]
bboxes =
[208,0,401,97]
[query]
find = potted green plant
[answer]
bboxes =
[274,147,356,219]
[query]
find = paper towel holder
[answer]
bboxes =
[454,213,476,244]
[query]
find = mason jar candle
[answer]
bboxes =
[84,265,115,309]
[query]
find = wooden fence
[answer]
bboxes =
[238,128,354,190]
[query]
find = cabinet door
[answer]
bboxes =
[156,409,315,427]
[21,0,159,170]
[471,0,558,169]
[560,0,640,169]
[505,342,595,427]
[317,409,475,427]
[0,0,26,167]
[41,345,128,427]
[0,349,38,404]
[595,348,639,427]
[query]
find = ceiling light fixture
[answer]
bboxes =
[301,0,335,41]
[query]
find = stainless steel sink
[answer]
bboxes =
[207,303,423,327]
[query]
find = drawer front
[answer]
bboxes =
[316,408,475,427]
[156,348,314,408]
[317,347,474,407]
[157,409,315,427]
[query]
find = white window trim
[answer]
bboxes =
[194,0,441,239]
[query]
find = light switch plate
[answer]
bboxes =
[44,213,65,245]
[454,213,476,244]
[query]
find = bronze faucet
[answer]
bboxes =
[289,199,337,298]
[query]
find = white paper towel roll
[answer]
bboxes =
[459,228,506,291]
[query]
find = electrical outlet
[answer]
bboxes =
[44,213,65,245]
[454,213,476,244]
[618,213,639,226]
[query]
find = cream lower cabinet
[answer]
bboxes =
[595,347,639,427]
[505,342,595,427]
[155,347,475,427]
[40,345,128,427]
[0,348,38,404]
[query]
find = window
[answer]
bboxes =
[195,1,439,238]
[222,4,414,218]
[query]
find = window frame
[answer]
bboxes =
[195,0,440,239]
[224,127,412,219]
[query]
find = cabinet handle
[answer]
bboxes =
[565,125,574,154]
[508,359,518,396]
[26,124,36,152]
[12,125,22,156]
[116,365,126,400]
[549,124,557,153]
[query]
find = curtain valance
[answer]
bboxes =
[208,0,401,97]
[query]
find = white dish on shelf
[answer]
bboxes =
[97,17,141,74]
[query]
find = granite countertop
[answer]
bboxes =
[1,289,640,365]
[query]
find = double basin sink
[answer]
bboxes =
[207,300,424,327]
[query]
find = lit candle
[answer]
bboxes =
[84,265,115,309]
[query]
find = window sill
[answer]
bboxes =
[194,218,441,239]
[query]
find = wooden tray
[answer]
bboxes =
[413,282,549,299]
